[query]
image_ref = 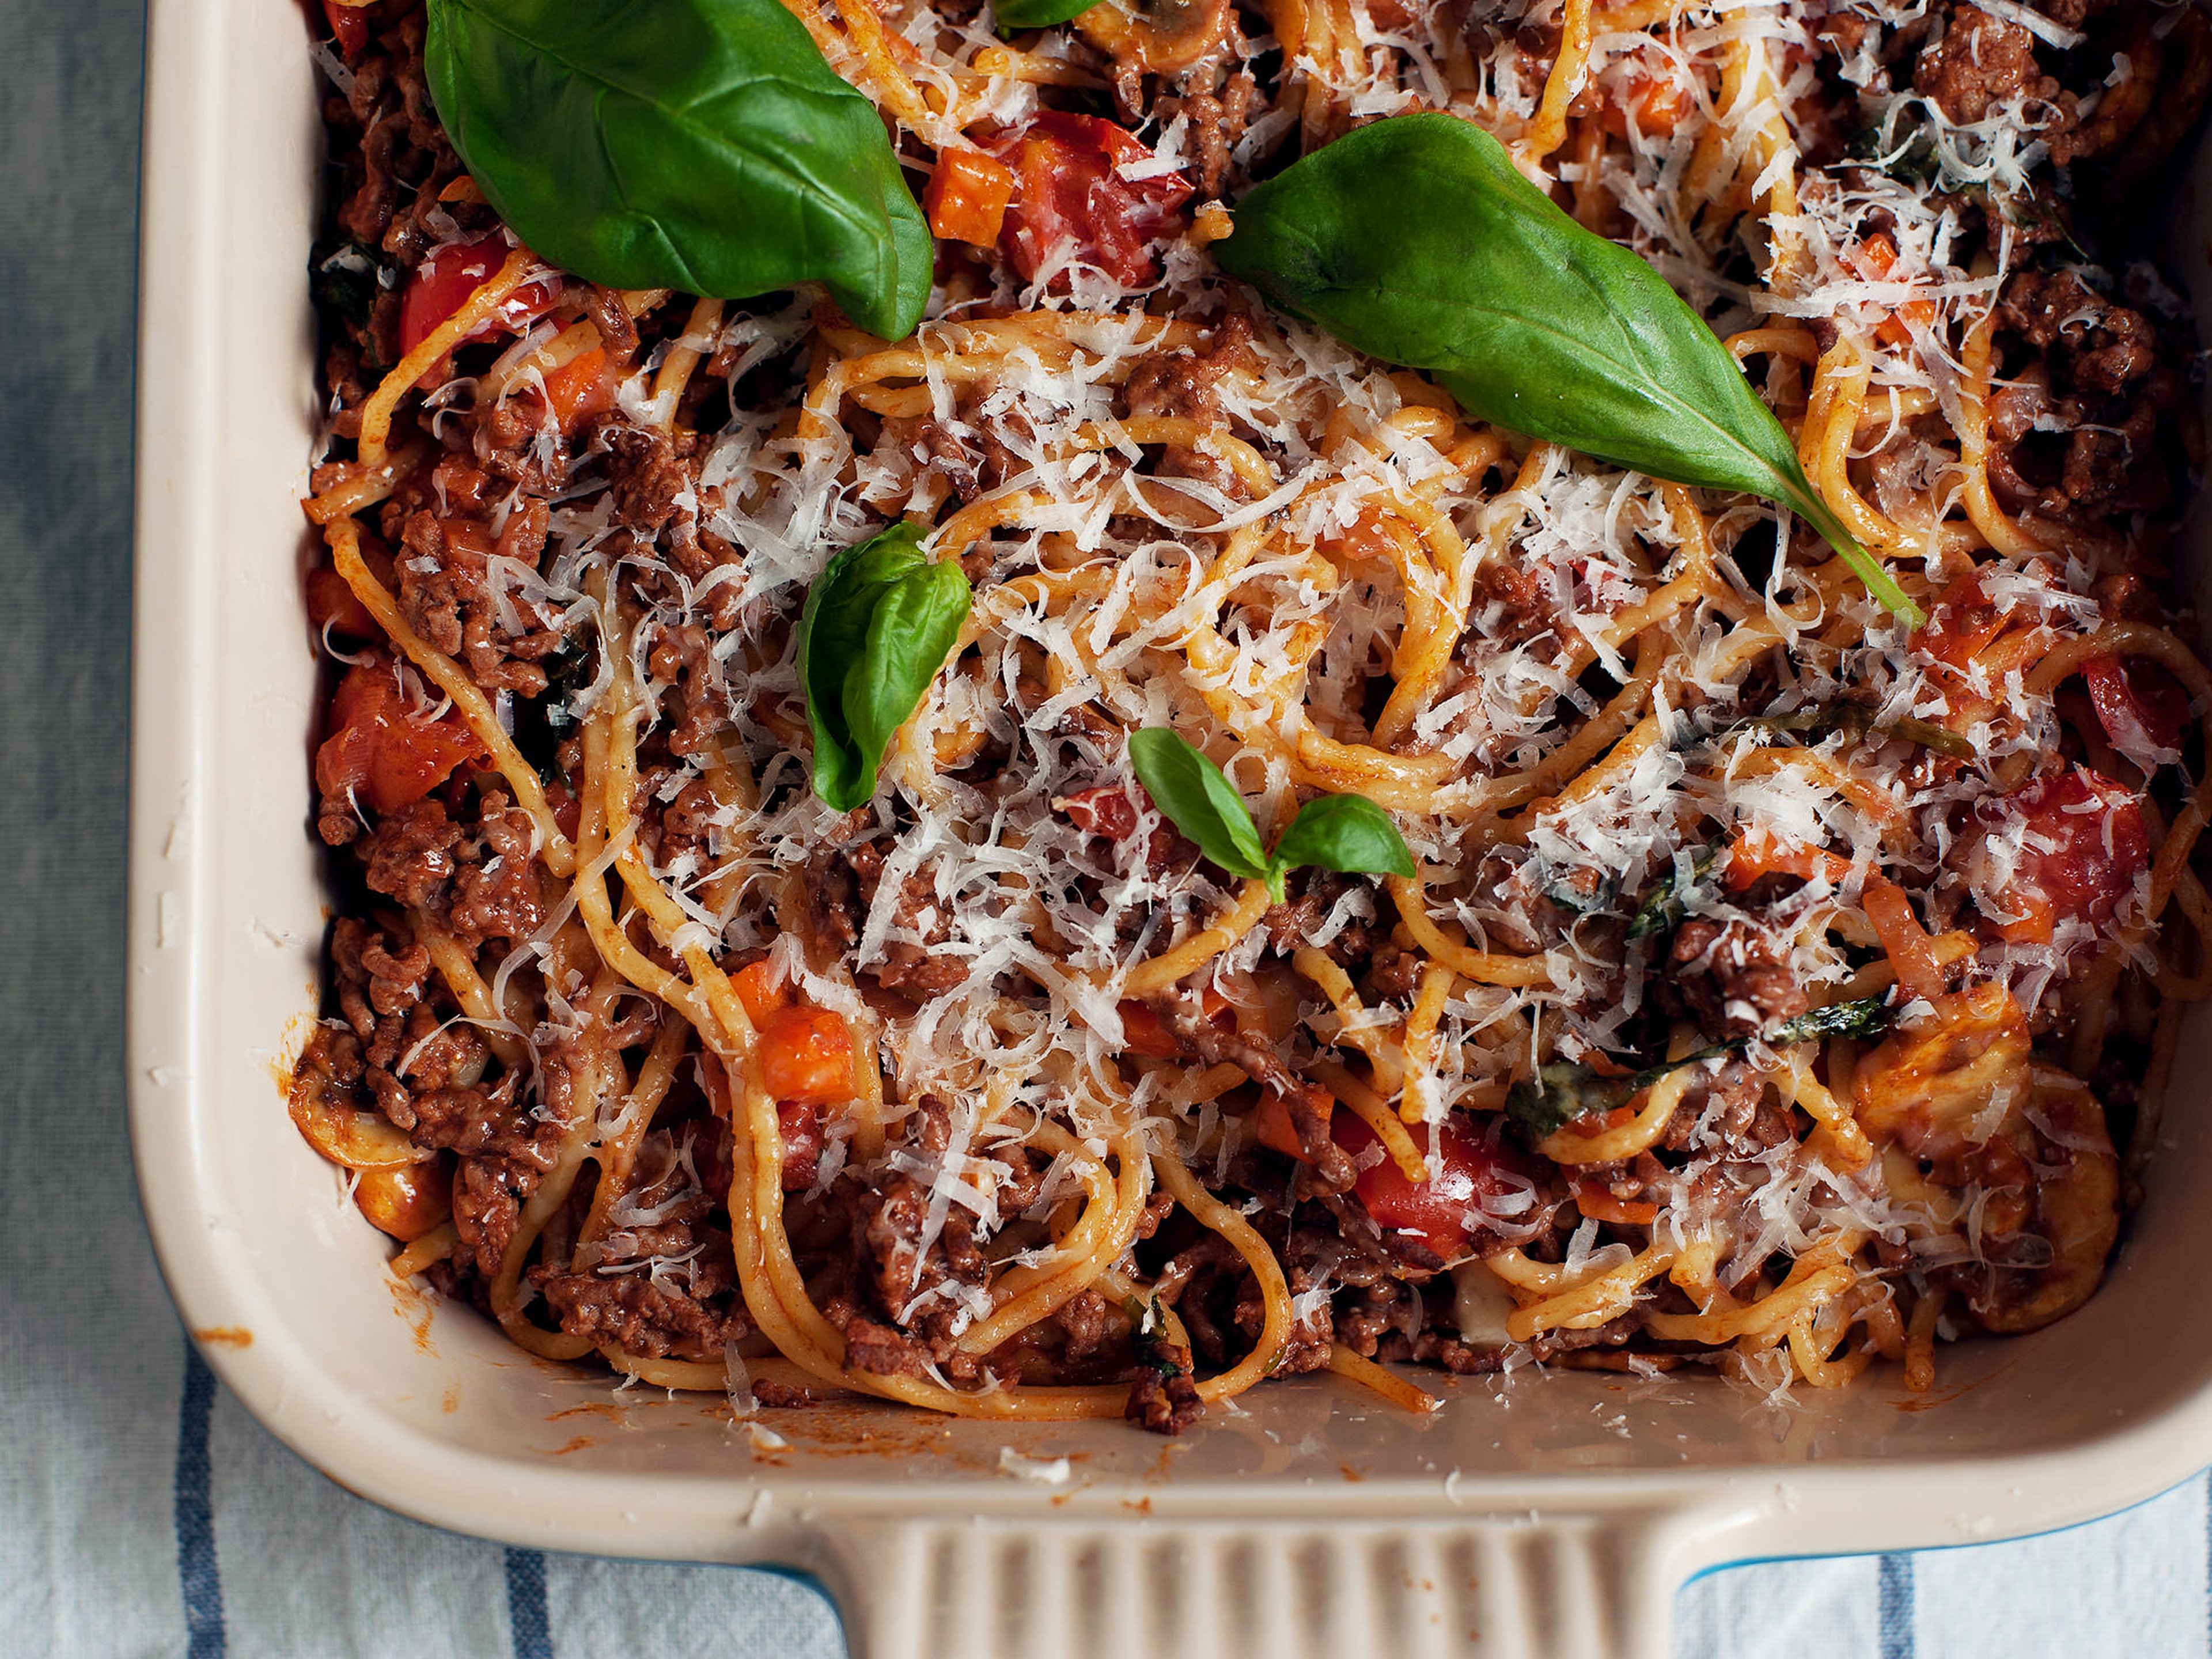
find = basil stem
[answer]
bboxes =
[1737,704,1975,761]
[1126,729,1415,902]
[1215,114,1925,626]
[425,0,931,340]
[994,0,1099,28]
[1504,995,1893,1139]
[797,523,973,812]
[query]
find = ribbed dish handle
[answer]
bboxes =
[807,1512,1677,1659]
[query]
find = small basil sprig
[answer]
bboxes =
[1624,846,1719,941]
[1126,729,1415,902]
[993,0,1099,28]
[1505,995,1895,1139]
[798,523,972,811]
[1735,703,1975,760]
[1215,114,1923,625]
[424,0,931,340]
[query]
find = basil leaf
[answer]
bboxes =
[1126,729,1270,881]
[1767,996,1893,1046]
[994,0,1098,27]
[1505,995,1893,1139]
[798,523,972,811]
[1215,114,1924,625]
[1505,1062,1639,1141]
[1270,793,1416,901]
[424,0,931,340]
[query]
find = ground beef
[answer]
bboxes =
[1914,7,2073,130]
[537,1269,750,1362]
[1663,917,1809,1039]
[1123,315,1259,497]
[1261,868,1382,968]
[1125,1363,1205,1433]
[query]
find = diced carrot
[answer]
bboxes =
[1572,1177,1659,1226]
[1846,234,1936,346]
[1115,987,1232,1058]
[925,147,1017,248]
[540,347,613,434]
[733,959,791,1028]
[1862,876,1945,1004]
[1600,69,1697,139]
[760,1006,854,1107]
[1725,829,1854,892]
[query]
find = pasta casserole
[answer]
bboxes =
[288,0,2212,1427]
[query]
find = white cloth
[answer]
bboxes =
[2,4,2203,1654]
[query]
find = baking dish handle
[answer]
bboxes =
[803,1509,1680,1659]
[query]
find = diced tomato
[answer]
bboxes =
[1252,1093,1524,1260]
[397,235,557,359]
[320,0,368,58]
[538,346,613,434]
[305,564,380,641]
[1340,1112,1524,1260]
[1975,769,2152,945]
[1058,780,1197,869]
[1059,783,1141,840]
[314,661,484,815]
[2082,654,2190,759]
[759,1006,854,1107]
[776,1100,825,1191]
[986,113,1192,289]
[925,147,1017,247]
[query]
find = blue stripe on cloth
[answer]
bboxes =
[1877,1552,1915,1659]
[506,1547,552,1659]
[174,1346,226,1659]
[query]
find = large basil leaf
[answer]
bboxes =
[425,0,931,340]
[993,0,1099,26]
[798,522,973,810]
[1215,113,1922,624]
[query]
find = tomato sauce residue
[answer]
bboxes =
[542,1435,599,1457]
[192,1327,254,1350]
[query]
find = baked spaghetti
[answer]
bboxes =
[290,0,2212,1425]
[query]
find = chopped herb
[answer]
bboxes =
[1624,847,1719,941]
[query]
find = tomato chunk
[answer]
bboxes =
[314,661,484,815]
[397,235,557,359]
[1342,1113,1524,1260]
[1599,65,1698,139]
[759,1006,855,1107]
[925,147,1016,247]
[2082,654,2190,759]
[986,113,1192,289]
[1252,1094,1525,1260]
[1916,567,2005,672]
[1974,768,2151,945]
[320,0,368,58]
[305,564,380,641]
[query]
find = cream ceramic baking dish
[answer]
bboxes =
[124,0,2212,1652]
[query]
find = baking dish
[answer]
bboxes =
[124,0,2212,1651]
